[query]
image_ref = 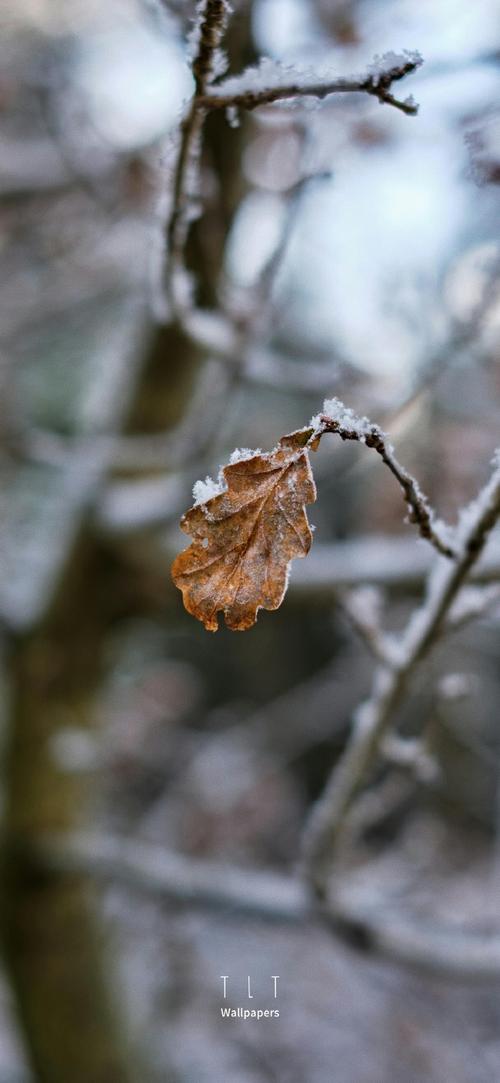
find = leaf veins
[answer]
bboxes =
[171,429,317,631]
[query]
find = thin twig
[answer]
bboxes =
[338,586,395,666]
[300,452,500,896]
[198,54,423,116]
[287,535,500,595]
[381,253,500,434]
[445,583,500,633]
[311,404,456,558]
[164,41,422,307]
[165,0,231,304]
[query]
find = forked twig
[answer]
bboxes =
[311,401,455,558]
[301,451,500,896]
[199,53,422,115]
[164,7,422,307]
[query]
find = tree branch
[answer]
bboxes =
[445,583,500,633]
[165,0,231,304]
[337,586,396,666]
[30,831,500,981]
[164,40,422,308]
[198,53,423,116]
[311,401,456,558]
[300,451,500,896]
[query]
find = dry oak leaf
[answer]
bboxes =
[171,428,317,631]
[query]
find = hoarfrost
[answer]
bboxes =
[403,451,500,658]
[428,516,455,551]
[321,397,373,439]
[448,584,500,625]
[368,50,423,86]
[192,448,263,507]
[229,447,262,464]
[187,1,232,71]
[210,57,325,98]
[209,50,423,101]
[211,47,229,81]
[192,474,227,506]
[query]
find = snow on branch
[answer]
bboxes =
[32,830,500,980]
[165,0,231,305]
[163,26,422,308]
[312,398,455,559]
[338,586,395,666]
[301,450,500,898]
[198,51,423,116]
[189,0,232,95]
[169,396,455,632]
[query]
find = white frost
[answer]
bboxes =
[192,474,226,505]
[192,447,263,506]
[320,396,373,439]
[209,57,326,98]
[187,1,232,72]
[208,50,423,100]
[456,448,500,545]
[448,584,500,625]
[368,50,423,86]
[229,447,262,464]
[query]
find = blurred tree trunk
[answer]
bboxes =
[3,542,134,1083]
[1,6,256,1080]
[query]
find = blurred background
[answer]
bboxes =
[2,0,500,1080]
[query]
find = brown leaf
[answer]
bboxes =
[171,429,317,631]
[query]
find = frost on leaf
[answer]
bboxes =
[171,429,317,631]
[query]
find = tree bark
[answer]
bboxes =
[2,541,134,1083]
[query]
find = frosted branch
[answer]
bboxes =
[30,831,500,980]
[301,452,500,897]
[163,41,422,308]
[199,52,423,116]
[338,586,395,666]
[381,735,440,784]
[311,400,456,559]
[190,0,232,96]
[165,1,231,305]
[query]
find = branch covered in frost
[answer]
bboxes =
[301,451,500,897]
[165,0,231,304]
[338,586,395,666]
[190,0,232,95]
[198,52,423,116]
[163,38,422,307]
[445,583,500,633]
[31,831,500,979]
[312,399,455,558]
